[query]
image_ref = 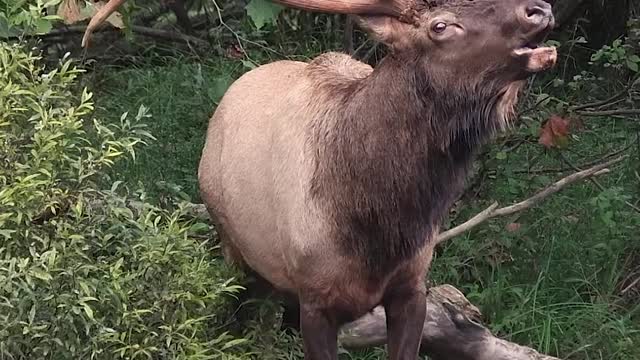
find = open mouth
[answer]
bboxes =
[512,32,557,73]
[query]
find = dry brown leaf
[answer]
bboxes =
[539,115,571,149]
[57,0,86,24]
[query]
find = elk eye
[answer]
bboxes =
[432,22,447,33]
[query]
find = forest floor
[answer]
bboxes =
[89,37,640,359]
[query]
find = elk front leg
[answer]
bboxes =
[383,287,427,360]
[300,302,339,360]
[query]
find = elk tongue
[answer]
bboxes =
[513,47,557,72]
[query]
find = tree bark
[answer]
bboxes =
[338,285,560,360]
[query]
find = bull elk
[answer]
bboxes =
[197,0,556,359]
[83,0,557,359]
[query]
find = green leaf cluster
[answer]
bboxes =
[0,0,62,37]
[591,38,640,72]
[0,43,248,359]
[245,0,283,30]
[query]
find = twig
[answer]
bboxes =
[436,155,627,244]
[208,0,288,64]
[518,94,551,116]
[576,109,640,117]
[362,42,380,62]
[513,142,636,175]
[4,24,209,47]
[559,152,640,213]
[570,76,640,112]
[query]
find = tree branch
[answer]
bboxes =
[576,109,640,117]
[338,284,560,360]
[436,155,627,244]
[3,24,209,47]
[570,76,640,112]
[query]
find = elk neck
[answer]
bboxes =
[308,53,512,276]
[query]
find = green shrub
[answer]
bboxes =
[0,0,61,37]
[0,43,248,359]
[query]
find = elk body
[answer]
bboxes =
[196,0,557,359]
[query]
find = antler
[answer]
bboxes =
[81,0,417,48]
[82,0,126,48]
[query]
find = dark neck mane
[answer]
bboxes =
[308,54,512,275]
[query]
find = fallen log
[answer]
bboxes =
[338,284,560,360]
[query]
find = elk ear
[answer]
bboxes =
[356,15,416,49]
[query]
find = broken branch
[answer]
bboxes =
[338,284,560,360]
[436,155,626,244]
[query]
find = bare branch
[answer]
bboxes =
[25,24,209,47]
[570,76,640,112]
[576,109,640,117]
[339,284,561,360]
[436,155,627,244]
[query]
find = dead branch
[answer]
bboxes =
[436,155,627,244]
[338,284,560,360]
[10,24,209,47]
[558,152,640,213]
[576,109,640,117]
[513,143,635,175]
[570,76,640,112]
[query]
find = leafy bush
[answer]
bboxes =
[0,43,247,359]
[0,0,62,37]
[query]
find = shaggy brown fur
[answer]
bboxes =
[307,53,522,276]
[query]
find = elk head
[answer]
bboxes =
[360,0,556,83]
[351,0,556,142]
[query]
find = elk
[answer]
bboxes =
[81,0,557,359]
[197,0,556,358]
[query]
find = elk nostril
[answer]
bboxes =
[526,6,546,19]
[522,1,553,26]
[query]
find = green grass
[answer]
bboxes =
[90,47,640,359]
[91,56,245,202]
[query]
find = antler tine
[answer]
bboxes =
[81,0,417,48]
[82,0,126,48]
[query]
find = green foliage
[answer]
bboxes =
[0,0,61,37]
[93,58,243,201]
[245,0,283,30]
[0,43,248,359]
[591,38,640,72]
